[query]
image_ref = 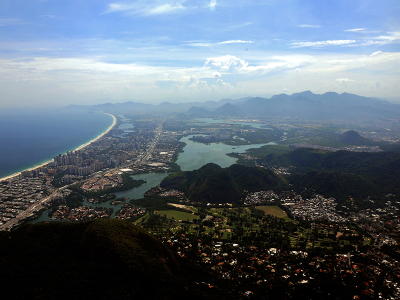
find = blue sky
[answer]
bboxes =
[0,0,399,107]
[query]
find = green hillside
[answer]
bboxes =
[160,163,287,203]
[261,148,400,204]
[337,130,370,145]
[0,220,223,300]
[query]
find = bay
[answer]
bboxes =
[0,109,114,179]
[29,118,282,223]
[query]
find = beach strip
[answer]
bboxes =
[0,113,117,183]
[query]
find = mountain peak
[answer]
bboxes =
[214,103,243,116]
[337,130,369,145]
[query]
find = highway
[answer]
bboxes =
[0,120,164,231]
[0,184,75,231]
[134,121,164,165]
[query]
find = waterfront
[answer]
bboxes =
[30,171,169,224]
[176,135,277,171]
[0,110,115,180]
[29,118,279,223]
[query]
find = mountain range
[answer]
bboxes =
[65,91,400,120]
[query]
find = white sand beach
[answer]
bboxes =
[0,113,117,183]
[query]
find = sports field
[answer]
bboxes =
[257,205,289,219]
[154,210,198,221]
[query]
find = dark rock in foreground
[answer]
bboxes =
[0,220,217,300]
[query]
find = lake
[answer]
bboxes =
[29,118,282,223]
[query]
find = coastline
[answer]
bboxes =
[0,113,117,183]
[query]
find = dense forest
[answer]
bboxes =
[0,220,226,300]
[160,163,287,204]
[256,148,400,206]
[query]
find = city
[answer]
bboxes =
[1,113,400,299]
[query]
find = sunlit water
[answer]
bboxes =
[29,119,282,223]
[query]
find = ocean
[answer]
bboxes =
[0,109,114,179]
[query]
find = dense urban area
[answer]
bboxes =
[1,112,400,299]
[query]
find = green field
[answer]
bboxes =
[154,210,198,221]
[257,205,289,219]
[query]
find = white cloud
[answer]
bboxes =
[335,78,354,83]
[40,13,64,20]
[208,0,216,11]
[353,40,384,46]
[344,28,366,32]
[184,42,211,47]
[218,40,254,45]
[297,24,321,28]
[178,76,234,95]
[291,40,356,48]
[204,55,248,72]
[371,31,400,44]
[293,32,399,48]
[185,40,254,47]
[371,51,383,57]
[148,3,185,14]
[1,50,400,106]
[105,1,188,16]
[222,22,253,31]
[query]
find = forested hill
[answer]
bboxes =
[263,148,400,205]
[337,130,371,145]
[160,163,287,203]
[0,220,225,300]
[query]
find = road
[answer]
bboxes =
[134,121,164,165]
[0,121,165,231]
[0,186,70,231]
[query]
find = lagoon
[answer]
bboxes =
[30,118,283,223]
[176,135,277,171]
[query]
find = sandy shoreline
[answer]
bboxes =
[0,113,117,183]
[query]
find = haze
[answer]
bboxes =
[1,0,399,108]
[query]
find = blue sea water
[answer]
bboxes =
[0,109,114,179]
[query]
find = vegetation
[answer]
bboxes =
[227,145,292,166]
[50,170,67,187]
[160,163,287,204]
[71,173,146,201]
[233,127,285,144]
[0,220,227,299]
[154,210,198,222]
[132,195,188,212]
[257,205,289,219]
[241,147,400,206]
[48,191,85,212]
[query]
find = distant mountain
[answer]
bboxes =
[232,91,400,119]
[337,130,370,145]
[160,163,287,203]
[64,91,400,119]
[213,103,243,116]
[187,106,212,116]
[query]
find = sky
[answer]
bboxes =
[0,0,399,107]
